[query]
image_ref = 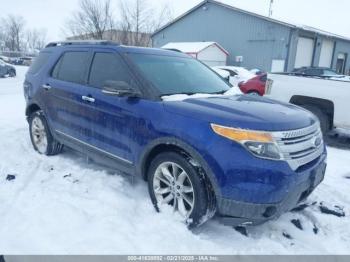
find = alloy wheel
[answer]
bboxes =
[31,116,48,154]
[153,161,195,219]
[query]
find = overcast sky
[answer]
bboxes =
[1,0,349,41]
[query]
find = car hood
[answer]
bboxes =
[163,95,316,131]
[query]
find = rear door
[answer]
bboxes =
[43,49,93,144]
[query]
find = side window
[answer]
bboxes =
[51,51,90,84]
[51,57,62,79]
[88,52,133,88]
[305,69,320,76]
[27,52,51,74]
[260,74,267,82]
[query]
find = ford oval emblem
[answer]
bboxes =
[315,137,322,147]
[312,137,322,148]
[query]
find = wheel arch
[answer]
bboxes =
[138,137,221,198]
[25,103,42,117]
[290,95,334,127]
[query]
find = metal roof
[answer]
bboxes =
[152,0,350,42]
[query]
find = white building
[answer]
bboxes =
[162,41,229,66]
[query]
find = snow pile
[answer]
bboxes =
[0,67,350,254]
[162,87,241,102]
[329,76,350,82]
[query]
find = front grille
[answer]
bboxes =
[272,122,324,171]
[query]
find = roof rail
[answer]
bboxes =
[45,40,120,48]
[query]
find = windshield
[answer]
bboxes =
[323,69,338,76]
[128,53,230,96]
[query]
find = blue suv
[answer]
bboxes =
[24,41,327,227]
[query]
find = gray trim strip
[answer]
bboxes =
[55,130,133,165]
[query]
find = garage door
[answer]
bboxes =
[294,37,314,68]
[319,40,334,67]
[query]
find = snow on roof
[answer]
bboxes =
[296,24,350,41]
[162,42,229,55]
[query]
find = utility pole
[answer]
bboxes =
[269,0,274,17]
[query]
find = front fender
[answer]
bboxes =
[137,136,222,198]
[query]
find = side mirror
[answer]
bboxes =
[102,80,141,97]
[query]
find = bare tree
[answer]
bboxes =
[26,28,47,52]
[153,3,173,31]
[118,0,173,46]
[65,0,114,40]
[1,15,25,51]
[0,24,5,51]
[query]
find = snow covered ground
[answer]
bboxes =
[0,66,349,254]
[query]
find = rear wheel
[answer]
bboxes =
[148,152,211,227]
[29,111,63,155]
[302,105,331,135]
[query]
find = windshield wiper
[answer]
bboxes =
[210,90,228,95]
[161,92,201,96]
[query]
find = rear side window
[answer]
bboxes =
[52,51,90,84]
[88,52,133,88]
[305,69,322,76]
[28,52,51,74]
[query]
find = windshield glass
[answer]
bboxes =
[128,53,230,96]
[323,69,338,76]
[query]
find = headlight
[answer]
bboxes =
[244,141,281,159]
[211,124,282,160]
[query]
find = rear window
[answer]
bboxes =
[52,51,90,84]
[260,74,267,82]
[27,52,51,74]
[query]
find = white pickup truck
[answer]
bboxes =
[265,73,350,135]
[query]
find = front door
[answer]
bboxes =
[80,50,142,166]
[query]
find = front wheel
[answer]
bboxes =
[302,105,331,135]
[29,111,63,155]
[148,152,211,227]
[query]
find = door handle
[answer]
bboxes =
[82,95,95,103]
[42,84,51,90]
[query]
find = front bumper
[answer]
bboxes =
[216,158,327,226]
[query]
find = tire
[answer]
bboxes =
[29,110,63,155]
[147,152,211,228]
[302,105,331,135]
[248,91,260,96]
